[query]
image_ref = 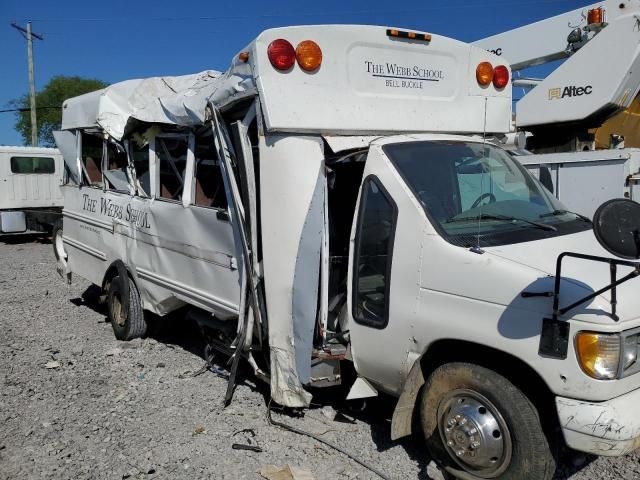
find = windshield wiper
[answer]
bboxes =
[447,213,558,231]
[539,209,592,223]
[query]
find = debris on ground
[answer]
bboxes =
[259,465,315,480]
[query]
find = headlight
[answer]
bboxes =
[575,332,620,380]
[575,330,640,380]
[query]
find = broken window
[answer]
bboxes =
[194,128,227,209]
[103,141,130,192]
[156,136,188,202]
[129,139,150,196]
[81,132,103,187]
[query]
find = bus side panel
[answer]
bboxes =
[62,186,110,287]
[131,197,240,317]
[62,185,241,318]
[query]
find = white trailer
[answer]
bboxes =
[56,25,640,480]
[0,146,64,237]
[516,148,640,218]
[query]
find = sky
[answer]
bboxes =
[0,0,591,146]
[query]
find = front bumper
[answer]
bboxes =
[557,388,640,456]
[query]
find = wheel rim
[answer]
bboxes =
[437,389,512,478]
[54,231,67,260]
[111,292,127,327]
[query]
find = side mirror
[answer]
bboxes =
[539,166,554,194]
[593,199,640,259]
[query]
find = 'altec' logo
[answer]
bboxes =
[548,85,593,100]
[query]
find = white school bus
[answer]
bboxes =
[55,25,640,480]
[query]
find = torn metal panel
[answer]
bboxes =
[293,169,325,383]
[52,130,80,183]
[259,134,324,407]
[61,89,104,130]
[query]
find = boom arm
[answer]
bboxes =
[473,0,640,130]
[474,2,606,71]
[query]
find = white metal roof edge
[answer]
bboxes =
[0,146,61,154]
[516,149,637,165]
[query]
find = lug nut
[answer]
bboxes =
[471,441,481,449]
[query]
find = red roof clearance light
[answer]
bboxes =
[493,65,510,89]
[267,39,296,71]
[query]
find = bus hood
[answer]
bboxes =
[484,229,640,324]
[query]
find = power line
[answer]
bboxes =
[0,106,61,113]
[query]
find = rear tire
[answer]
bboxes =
[420,362,555,480]
[107,275,147,341]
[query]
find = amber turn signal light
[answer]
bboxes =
[476,62,494,86]
[296,40,322,71]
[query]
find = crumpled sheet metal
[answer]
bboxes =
[270,346,312,408]
[97,71,222,140]
[61,61,258,142]
[62,71,223,140]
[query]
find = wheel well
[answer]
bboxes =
[420,339,557,433]
[102,266,118,292]
[101,261,134,295]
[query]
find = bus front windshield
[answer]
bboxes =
[384,141,592,248]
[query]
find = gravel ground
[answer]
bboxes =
[1,237,639,480]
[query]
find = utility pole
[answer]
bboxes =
[11,21,43,146]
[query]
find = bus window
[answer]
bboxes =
[156,136,188,202]
[104,142,130,192]
[130,140,150,196]
[194,129,227,209]
[81,132,103,187]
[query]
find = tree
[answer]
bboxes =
[12,75,108,146]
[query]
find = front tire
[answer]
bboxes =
[420,362,555,480]
[107,275,147,341]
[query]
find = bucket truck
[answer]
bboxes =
[474,0,640,217]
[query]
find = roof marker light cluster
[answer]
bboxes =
[386,28,432,42]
